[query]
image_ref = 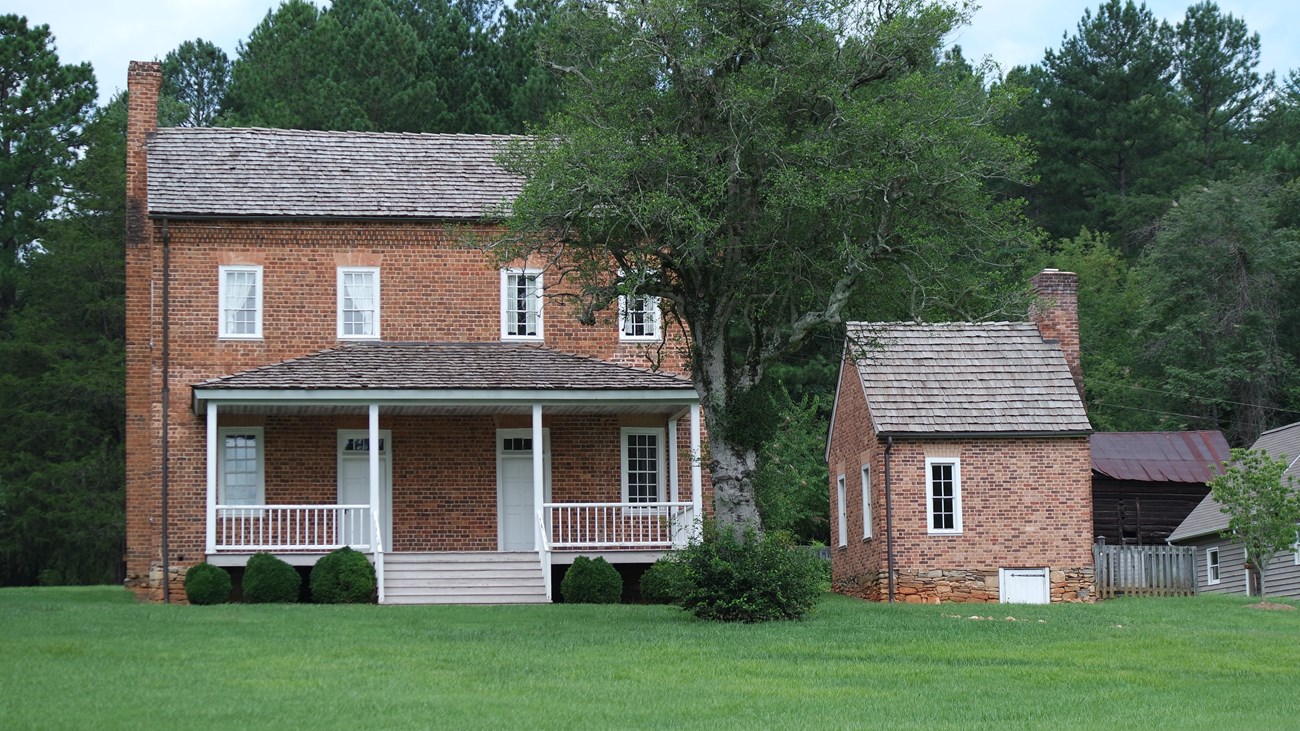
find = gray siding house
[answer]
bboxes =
[1168,422,1300,599]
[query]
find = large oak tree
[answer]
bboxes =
[496,0,1034,528]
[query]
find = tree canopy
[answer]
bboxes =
[498,0,1034,527]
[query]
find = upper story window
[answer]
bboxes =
[926,458,962,534]
[218,265,262,339]
[621,427,663,504]
[501,269,543,340]
[338,267,380,339]
[861,465,872,540]
[619,293,660,341]
[218,427,264,506]
[1206,546,1221,585]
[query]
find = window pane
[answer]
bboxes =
[626,433,659,503]
[341,270,376,336]
[222,269,259,336]
[222,433,259,505]
[506,273,539,337]
[623,295,657,338]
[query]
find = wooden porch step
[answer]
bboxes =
[380,551,549,606]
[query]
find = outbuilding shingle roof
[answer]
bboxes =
[147,128,523,219]
[1091,431,1230,483]
[845,321,1091,435]
[1169,421,1300,542]
[193,341,694,392]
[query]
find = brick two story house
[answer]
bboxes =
[826,270,1095,604]
[124,62,710,604]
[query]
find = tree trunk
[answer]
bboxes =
[706,433,763,532]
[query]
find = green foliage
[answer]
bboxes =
[222,0,559,133]
[499,0,1034,528]
[0,92,126,587]
[1209,448,1300,597]
[1005,0,1180,249]
[184,563,232,605]
[309,547,376,604]
[753,389,829,544]
[638,556,685,605]
[676,522,822,622]
[161,38,230,127]
[559,556,622,604]
[0,14,97,312]
[1174,1,1267,179]
[241,553,301,603]
[1136,176,1298,445]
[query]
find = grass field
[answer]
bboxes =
[2,587,1298,730]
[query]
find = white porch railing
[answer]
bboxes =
[543,501,696,550]
[211,504,372,552]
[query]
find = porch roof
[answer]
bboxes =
[192,341,698,414]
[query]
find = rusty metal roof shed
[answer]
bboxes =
[1090,431,1230,483]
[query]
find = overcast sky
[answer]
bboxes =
[12,0,1300,106]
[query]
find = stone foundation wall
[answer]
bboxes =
[834,566,1095,604]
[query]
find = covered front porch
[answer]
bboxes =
[192,342,705,603]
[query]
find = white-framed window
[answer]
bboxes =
[337,267,380,339]
[836,474,847,547]
[218,265,262,339]
[861,465,872,540]
[621,428,664,504]
[619,293,660,341]
[926,458,962,534]
[1206,546,1221,585]
[501,269,543,340]
[1293,529,1299,566]
[218,427,264,506]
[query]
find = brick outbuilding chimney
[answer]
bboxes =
[1030,268,1083,400]
[126,61,161,249]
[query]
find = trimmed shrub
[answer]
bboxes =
[242,553,301,603]
[560,555,622,603]
[639,556,686,604]
[677,522,822,622]
[185,563,232,605]
[310,547,376,604]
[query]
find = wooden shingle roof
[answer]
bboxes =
[846,321,1091,435]
[147,128,523,219]
[193,342,694,392]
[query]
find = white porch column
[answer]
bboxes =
[668,417,680,504]
[532,404,544,551]
[205,401,217,554]
[689,404,703,538]
[368,403,380,547]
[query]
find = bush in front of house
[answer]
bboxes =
[639,555,686,605]
[560,555,622,603]
[242,553,301,603]
[310,547,376,603]
[676,521,822,622]
[185,562,232,605]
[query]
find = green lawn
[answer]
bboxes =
[2,588,1298,729]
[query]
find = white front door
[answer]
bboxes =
[497,429,550,551]
[1000,567,1050,604]
[337,430,392,548]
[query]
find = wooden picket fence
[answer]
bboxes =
[1093,543,1198,598]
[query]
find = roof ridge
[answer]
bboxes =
[156,126,529,142]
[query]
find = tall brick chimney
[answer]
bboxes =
[126,61,161,249]
[1030,268,1083,400]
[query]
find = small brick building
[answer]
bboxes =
[826,270,1095,604]
[124,62,710,604]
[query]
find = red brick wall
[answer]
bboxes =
[829,358,1094,603]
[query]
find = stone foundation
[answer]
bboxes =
[125,562,190,603]
[835,566,1095,604]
